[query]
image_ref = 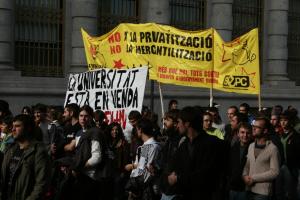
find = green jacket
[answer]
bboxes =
[0,141,51,200]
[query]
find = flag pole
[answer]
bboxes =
[158,82,165,128]
[210,28,215,107]
[158,82,165,116]
[210,88,213,107]
[258,92,262,111]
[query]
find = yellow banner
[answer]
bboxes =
[82,23,214,89]
[82,23,260,94]
[213,28,260,94]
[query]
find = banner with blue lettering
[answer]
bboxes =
[64,66,148,130]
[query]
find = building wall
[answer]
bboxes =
[0,0,300,119]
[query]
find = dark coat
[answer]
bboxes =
[285,131,300,173]
[71,127,112,179]
[159,129,181,195]
[169,131,227,200]
[0,141,51,200]
[228,142,248,191]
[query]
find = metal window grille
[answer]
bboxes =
[15,0,63,77]
[98,0,139,35]
[232,0,263,79]
[170,0,206,30]
[232,0,263,38]
[287,0,300,85]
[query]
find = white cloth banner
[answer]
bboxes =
[64,66,148,129]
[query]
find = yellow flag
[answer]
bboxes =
[213,28,260,94]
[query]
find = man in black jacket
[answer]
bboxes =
[228,122,252,200]
[278,110,300,200]
[160,109,181,200]
[168,106,226,200]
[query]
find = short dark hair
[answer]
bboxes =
[164,109,180,122]
[0,116,13,127]
[203,111,212,118]
[65,103,80,118]
[228,106,238,112]
[207,106,218,113]
[168,99,178,110]
[79,105,94,117]
[179,106,203,132]
[13,114,36,139]
[33,103,48,113]
[240,103,250,112]
[128,110,142,120]
[233,112,248,123]
[254,116,271,131]
[136,119,154,137]
[238,122,252,132]
[94,110,106,122]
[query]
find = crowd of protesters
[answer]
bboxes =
[0,99,300,200]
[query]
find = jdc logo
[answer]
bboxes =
[223,75,249,88]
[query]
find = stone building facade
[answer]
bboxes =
[0,0,299,119]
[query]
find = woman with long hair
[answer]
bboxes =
[106,122,130,200]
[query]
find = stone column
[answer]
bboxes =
[140,0,170,24]
[0,0,13,70]
[265,0,290,85]
[70,0,98,73]
[211,0,233,42]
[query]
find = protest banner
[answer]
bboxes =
[213,28,260,94]
[64,66,148,129]
[82,23,214,89]
[82,23,260,95]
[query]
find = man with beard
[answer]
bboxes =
[63,103,81,156]
[0,114,51,199]
[160,109,182,200]
[243,117,280,200]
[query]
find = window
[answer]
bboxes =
[15,0,63,77]
[232,0,263,79]
[98,0,139,35]
[170,0,206,30]
[232,0,263,38]
[287,0,300,85]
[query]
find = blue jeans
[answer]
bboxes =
[247,192,269,200]
[229,190,247,200]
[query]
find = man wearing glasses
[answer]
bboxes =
[243,117,280,200]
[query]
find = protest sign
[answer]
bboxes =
[64,66,148,129]
[213,28,260,94]
[82,23,214,89]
